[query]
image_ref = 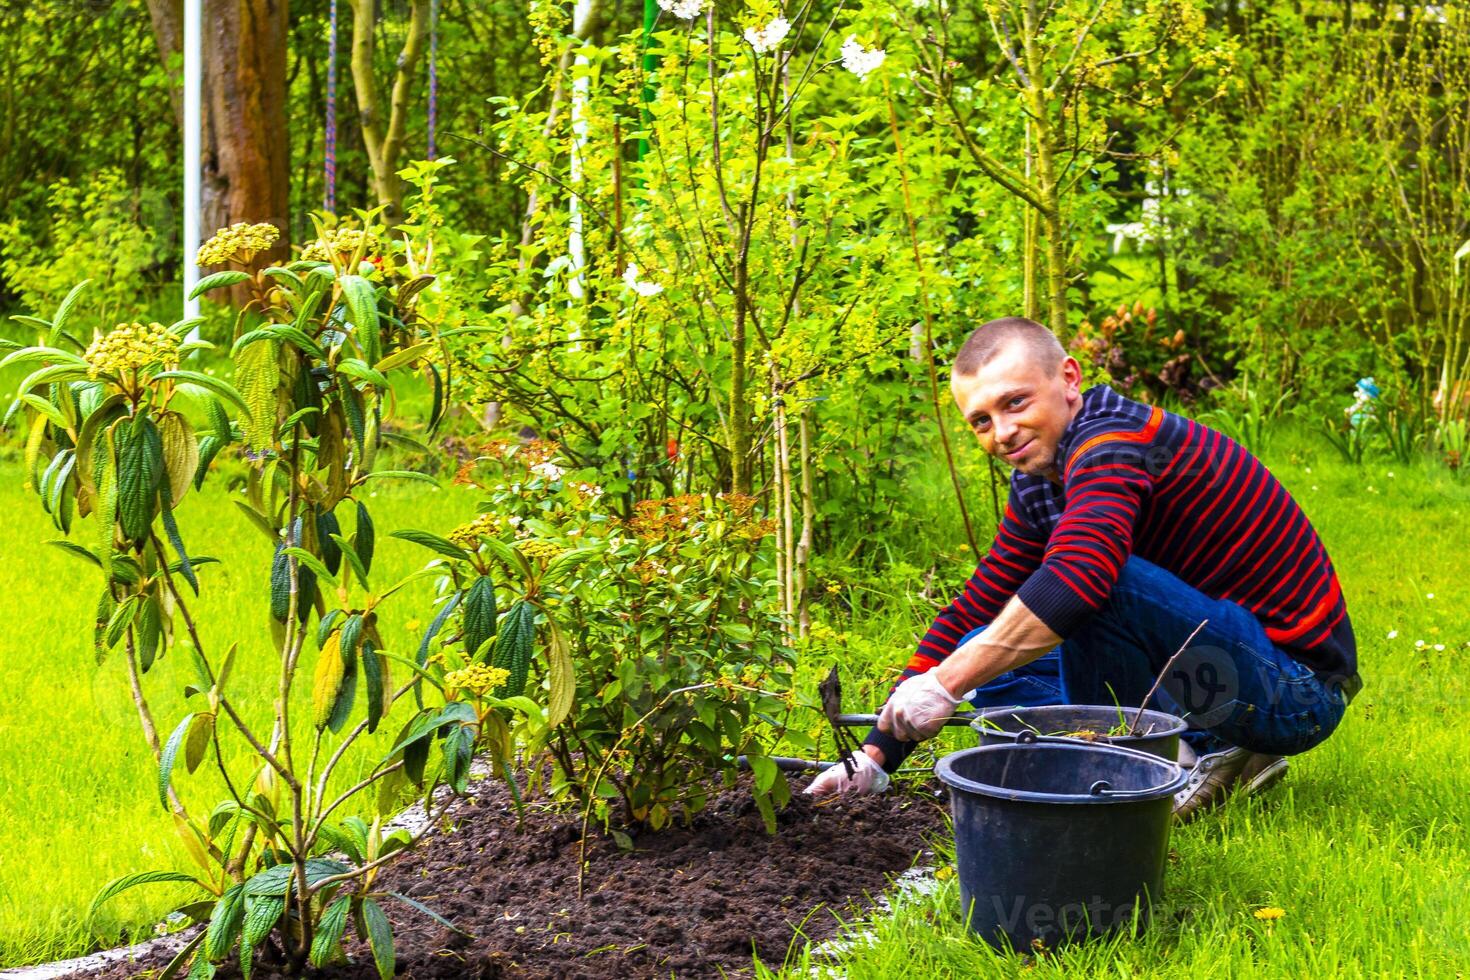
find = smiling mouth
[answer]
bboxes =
[1003,440,1033,460]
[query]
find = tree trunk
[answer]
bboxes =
[144,0,292,306]
[348,0,432,223]
[143,0,185,129]
[202,0,293,294]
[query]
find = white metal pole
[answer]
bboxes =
[182,0,202,335]
[567,0,592,305]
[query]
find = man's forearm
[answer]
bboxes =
[931,594,1061,698]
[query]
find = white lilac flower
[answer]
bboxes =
[1387,629,1398,639]
[657,0,705,20]
[744,17,790,54]
[840,35,886,80]
[622,263,664,297]
[532,461,566,481]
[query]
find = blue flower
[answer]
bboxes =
[1356,377,1381,399]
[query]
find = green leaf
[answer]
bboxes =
[362,639,387,733]
[159,713,196,809]
[546,620,574,729]
[312,632,347,730]
[490,600,536,697]
[204,884,246,961]
[356,500,375,575]
[280,547,338,587]
[373,342,433,373]
[189,270,251,299]
[87,871,202,924]
[381,703,473,765]
[747,755,779,794]
[310,896,352,967]
[136,590,162,672]
[116,415,163,543]
[184,712,215,775]
[9,314,51,332]
[276,325,327,360]
[46,539,102,567]
[18,362,90,395]
[316,507,343,576]
[243,858,351,896]
[20,392,68,429]
[159,931,207,980]
[717,622,755,643]
[336,358,391,389]
[541,548,595,586]
[104,594,143,650]
[442,722,474,794]
[241,895,284,950]
[362,897,395,980]
[49,280,91,343]
[154,371,252,420]
[0,345,87,371]
[385,891,472,937]
[461,576,498,661]
[360,469,438,487]
[161,483,198,594]
[204,395,231,443]
[389,528,468,561]
[232,339,278,450]
[339,276,381,364]
[329,532,370,589]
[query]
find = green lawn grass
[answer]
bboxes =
[770,432,1470,977]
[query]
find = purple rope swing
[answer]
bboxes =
[428,0,438,160]
[325,0,338,215]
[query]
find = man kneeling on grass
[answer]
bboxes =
[807,317,1362,820]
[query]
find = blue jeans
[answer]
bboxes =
[965,556,1348,756]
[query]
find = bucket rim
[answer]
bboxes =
[934,741,1189,804]
[971,703,1188,742]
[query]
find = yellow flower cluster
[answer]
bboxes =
[447,514,501,550]
[444,663,510,697]
[517,539,564,563]
[85,322,180,378]
[196,222,280,266]
[300,228,377,263]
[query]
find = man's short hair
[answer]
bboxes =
[953,316,1066,378]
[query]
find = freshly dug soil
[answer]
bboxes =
[65,776,949,979]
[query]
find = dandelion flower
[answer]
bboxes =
[1253,907,1285,921]
[744,17,790,53]
[840,35,886,80]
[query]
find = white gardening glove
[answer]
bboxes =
[804,750,891,797]
[878,670,963,742]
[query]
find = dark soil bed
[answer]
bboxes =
[67,776,949,979]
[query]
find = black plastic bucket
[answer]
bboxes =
[973,704,1186,762]
[934,737,1188,951]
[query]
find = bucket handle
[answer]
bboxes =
[1087,779,1159,801]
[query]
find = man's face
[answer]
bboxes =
[951,341,1083,479]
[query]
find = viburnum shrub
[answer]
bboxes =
[397,440,799,834]
[2,214,506,977]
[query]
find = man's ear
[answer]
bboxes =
[1060,356,1083,399]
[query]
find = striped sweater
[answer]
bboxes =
[868,384,1357,762]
